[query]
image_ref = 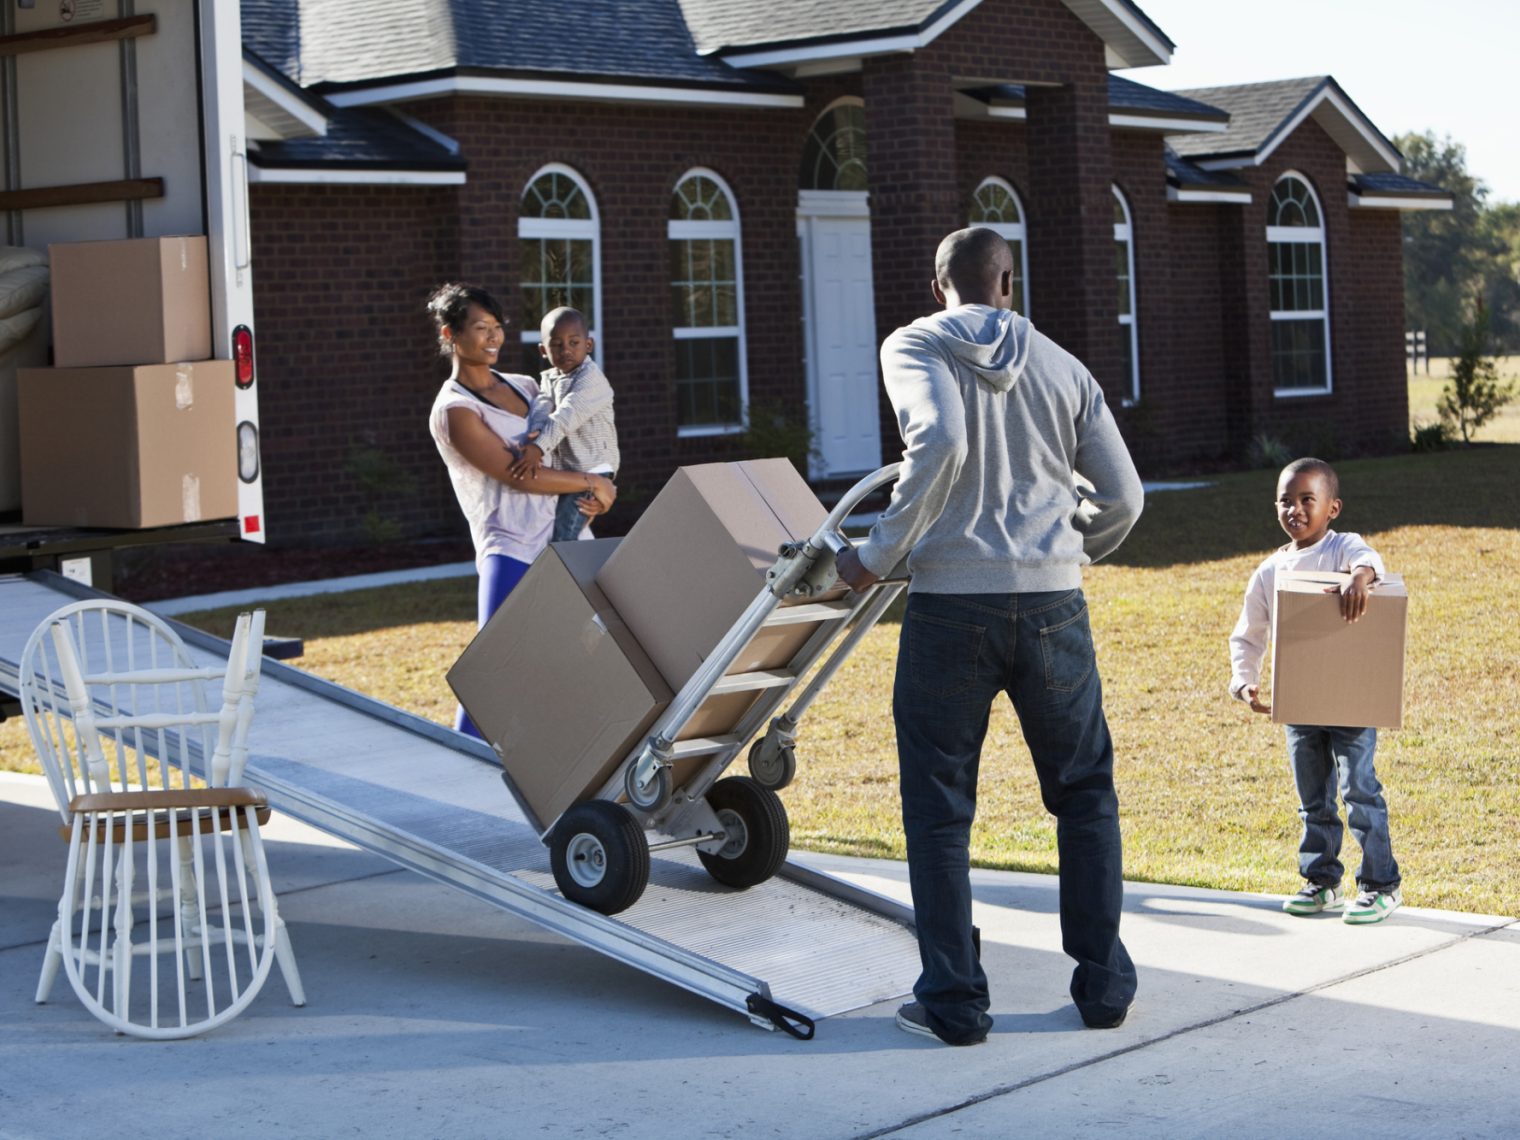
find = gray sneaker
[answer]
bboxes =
[895,1002,985,1046]
[1283,882,1343,915]
[1344,887,1402,924]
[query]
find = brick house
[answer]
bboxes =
[238,0,1449,545]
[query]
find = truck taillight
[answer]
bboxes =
[233,324,255,387]
[237,421,260,482]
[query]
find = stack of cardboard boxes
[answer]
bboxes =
[449,458,839,834]
[17,235,237,529]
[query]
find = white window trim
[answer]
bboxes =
[969,176,1031,319]
[669,167,749,437]
[518,163,603,360]
[1112,185,1140,406]
[1267,171,1333,397]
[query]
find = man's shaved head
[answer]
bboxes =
[934,226,1014,297]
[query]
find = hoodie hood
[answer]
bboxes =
[914,304,1030,393]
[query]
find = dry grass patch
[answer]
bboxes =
[3,441,1516,918]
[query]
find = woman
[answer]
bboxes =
[426,283,616,736]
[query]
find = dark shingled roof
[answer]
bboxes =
[676,0,1171,57]
[1166,77,1327,160]
[250,106,467,172]
[1351,172,1450,198]
[1163,147,1247,190]
[241,0,794,93]
[962,76,1227,126]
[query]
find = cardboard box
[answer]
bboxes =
[449,539,763,833]
[595,459,834,694]
[1271,570,1408,729]
[18,361,237,528]
[49,236,211,367]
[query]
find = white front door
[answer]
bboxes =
[800,198,881,477]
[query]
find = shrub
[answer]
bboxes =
[740,400,819,478]
[1439,298,1518,443]
[1248,432,1293,470]
[1410,418,1454,452]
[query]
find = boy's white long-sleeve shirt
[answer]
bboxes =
[1228,529,1386,700]
[527,357,620,475]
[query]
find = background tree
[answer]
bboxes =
[1398,131,1520,354]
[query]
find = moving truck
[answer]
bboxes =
[0,0,263,590]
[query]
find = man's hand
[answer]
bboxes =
[1242,685,1271,715]
[509,442,544,480]
[577,473,616,516]
[834,545,879,593]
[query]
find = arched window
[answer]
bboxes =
[969,177,1030,316]
[1267,173,1331,394]
[669,169,747,432]
[1113,186,1139,404]
[800,101,867,191]
[518,164,601,375]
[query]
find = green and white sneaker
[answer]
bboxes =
[1283,882,1343,915]
[1344,887,1402,925]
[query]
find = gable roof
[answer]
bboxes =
[1165,76,1401,174]
[241,0,798,100]
[681,0,1172,70]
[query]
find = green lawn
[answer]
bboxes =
[1408,355,1520,443]
[4,398,1517,918]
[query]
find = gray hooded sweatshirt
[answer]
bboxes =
[855,305,1144,594]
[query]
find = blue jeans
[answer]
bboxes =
[455,554,532,739]
[552,492,589,543]
[893,590,1136,1042]
[1283,724,1400,891]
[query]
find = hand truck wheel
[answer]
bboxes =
[549,800,650,915]
[698,776,790,889]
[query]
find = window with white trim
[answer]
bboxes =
[669,170,747,432]
[969,177,1030,316]
[1113,186,1139,403]
[800,102,867,191]
[1267,173,1331,394]
[518,164,601,375]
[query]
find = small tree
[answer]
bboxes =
[1439,297,1517,443]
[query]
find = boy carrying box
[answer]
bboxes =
[1228,457,1403,924]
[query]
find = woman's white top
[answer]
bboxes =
[429,372,555,567]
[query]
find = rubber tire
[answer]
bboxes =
[747,737,797,791]
[550,800,651,915]
[698,776,790,889]
[624,761,672,812]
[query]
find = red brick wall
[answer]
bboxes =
[246,5,1412,543]
[248,185,465,545]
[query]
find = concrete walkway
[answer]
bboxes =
[2,770,1515,1139]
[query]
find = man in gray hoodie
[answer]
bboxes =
[836,226,1143,1045]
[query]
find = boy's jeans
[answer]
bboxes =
[1283,724,1400,891]
[893,589,1136,1043]
[552,492,587,543]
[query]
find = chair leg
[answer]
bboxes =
[110,849,135,1034]
[236,830,305,1006]
[176,835,202,981]
[35,919,64,1003]
[273,918,306,1007]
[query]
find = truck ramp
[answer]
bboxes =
[0,572,919,1034]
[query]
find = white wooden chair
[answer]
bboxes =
[20,600,305,1038]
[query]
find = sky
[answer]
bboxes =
[1117,0,1520,204]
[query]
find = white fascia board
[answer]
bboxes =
[1194,156,1254,171]
[248,167,466,186]
[389,109,462,155]
[326,76,803,110]
[1257,85,1400,172]
[988,105,1029,120]
[1348,193,1453,212]
[243,61,329,137]
[1110,112,1227,132]
[721,0,982,69]
[1167,185,1252,204]
[1071,0,1173,68]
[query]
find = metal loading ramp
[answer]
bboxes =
[1,572,920,1033]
